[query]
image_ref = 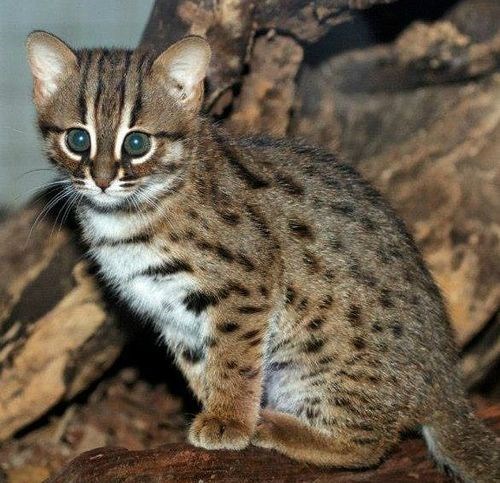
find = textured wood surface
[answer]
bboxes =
[48,402,500,483]
[290,0,500,367]
[0,205,125,442]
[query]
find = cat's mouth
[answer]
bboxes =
[72,177,139,209]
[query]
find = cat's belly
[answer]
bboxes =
[90,243,209,352]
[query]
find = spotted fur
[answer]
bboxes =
[27,31,499,482]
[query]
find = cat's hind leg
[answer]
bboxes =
[253,408,399,468]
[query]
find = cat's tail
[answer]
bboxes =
[422,397,500,482]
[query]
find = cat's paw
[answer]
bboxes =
[188,413,251,450]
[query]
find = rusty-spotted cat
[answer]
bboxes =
[26,31,499,482]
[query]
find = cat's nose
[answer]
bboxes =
[94,177,111,191]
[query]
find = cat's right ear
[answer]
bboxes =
[152,36,211,112]
[26,31,77,108]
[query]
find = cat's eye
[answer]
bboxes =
[66,128,91,153]
[123,132,151,157]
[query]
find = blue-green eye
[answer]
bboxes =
[66,128,90,153]
[123,132,151,157]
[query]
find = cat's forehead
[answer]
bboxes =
[77,48,149,129]
[47,47,182,135]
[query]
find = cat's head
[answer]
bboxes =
[26,31,211,211]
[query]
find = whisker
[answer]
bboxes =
[52,189,77,236]
[17,168,56,180]
[25,187,73,246]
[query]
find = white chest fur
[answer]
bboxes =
[80,208,209,352]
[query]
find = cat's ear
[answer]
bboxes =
[152,36,211,111]
[26,31,77,107]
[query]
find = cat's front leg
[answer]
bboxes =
[188,302,268,450]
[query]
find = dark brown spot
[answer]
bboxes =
[361,217,376,231]
[236,253,255,271]
[259,285,269,297]
[182,347,204,364]
[183,291,218,315]
[239,366,259,378]
[133,259,192,279]
[319,295,333,309]
[303,251,320,272]
[306,407,320,420]
[289,220,314,239]
[205,336,217,348]
[216,245,234,262]
[352,437,379,445]
[219,211,240,225]
[224,145,270,189]
[298,297,309,311]
[226,360,238,369]
[285,286,296,305]
[324,269,336,281]
[372,322,383,333]
[269,361,291,371]
[248,337,262,347]
[303,338,325,353]
[274,172,304,196]
[307,318,325,330]
[331,202,355,217]
[238,306,264,314]
[227,282,250,297]
[392,324,403,338]
[241,329,260,340]
[352,336,366,350]
[329,237,344,250]
[318,356,335,365]
[245,204,271,238]
[347,304,362,327]
[379,288,394,308]
[218,321,240,333]
[168,232,181,243]
[196,240,212,251]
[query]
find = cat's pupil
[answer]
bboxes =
[124,132,151,157]
[66,128,90,153]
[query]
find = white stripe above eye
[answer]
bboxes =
[114,103,132,160]
[86,111,98,160]
[114,102,156,165]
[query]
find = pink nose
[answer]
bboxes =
[94,177,111,191]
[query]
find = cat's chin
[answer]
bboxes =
[81,191,133,212]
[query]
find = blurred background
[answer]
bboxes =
[0,0,153,208]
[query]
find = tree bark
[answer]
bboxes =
[0,205,125,442]
[48,402,500,483]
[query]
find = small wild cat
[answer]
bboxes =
[26,31,498,482]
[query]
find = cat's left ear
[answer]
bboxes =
[152,36,211,111]
[26,31,77,108]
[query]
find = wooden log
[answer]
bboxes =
[47,402,500,483]
[290,0,500,364]
[0,204,126,442]
[140,0,397,112]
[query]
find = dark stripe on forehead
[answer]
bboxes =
[93,52,106,118]
[118,51,132,120]
[129,53,150,127]
[78,51,93,123]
